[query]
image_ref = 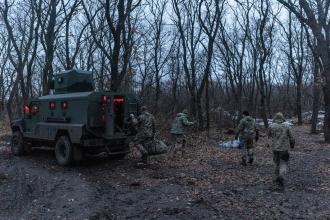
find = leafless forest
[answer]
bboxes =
[1,1,330,219]
[0,0,329,136]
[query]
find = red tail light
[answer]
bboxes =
[23,105,30,114]
[102,95,107,104]
[61,101,68,109]
[113,97,125,103]
[49,101,56,110]
[101,96,107,122]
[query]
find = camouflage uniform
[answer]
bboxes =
[267,112,295,187]
[133,107,156,163]
[170,110,194,158]
[236,115,258,165]
[126,114,138,135]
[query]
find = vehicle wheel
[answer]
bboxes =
[11,131,25,156]
[55,136,73,166]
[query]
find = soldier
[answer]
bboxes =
[126,114,138,135]
[267,112,295,188]
[235,110,259,166]
[133,106,156,164]
[170,109,195,158]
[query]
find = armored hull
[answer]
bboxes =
[11,70,138,165]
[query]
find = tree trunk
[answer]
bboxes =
[311,82,321,134]
[296,77,302,125]
[323,84,330,141]
[7,79,19,121]
[205,73,210,132]
[190,94,196,117]
[311,61,321,133]
[258,68,268,128]
[99,54,105,91]
[197,93,203,130]
[171,58,179,108]
[155,75,160,111]
[42,0,57,95]
[260,95,268,128]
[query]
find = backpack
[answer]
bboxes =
[241,117,256,140]
[145,139,168,155]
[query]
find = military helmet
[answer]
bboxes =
[273,112,285,123]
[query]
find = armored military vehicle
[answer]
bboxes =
[10,69,139,165]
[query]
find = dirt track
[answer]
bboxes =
[0,125,330,220]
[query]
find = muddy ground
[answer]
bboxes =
[0,125,330,220]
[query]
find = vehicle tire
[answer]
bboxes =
[11,131,25,156]
[55,136,73,166]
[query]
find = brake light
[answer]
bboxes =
[101,96,107,122]
[102,95,107,104]
[49,101,56,110]
[23,105,30,114]
[61,101,68,109]
[113,98,125,102]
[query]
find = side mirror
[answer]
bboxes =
[49,79,55,90]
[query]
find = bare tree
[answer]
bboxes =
[56,0,86,70]
[0,32,10,115]
[197,0,223,130]
[277,0,330,141]
[1,0,39,120]
[35,0,59,95]
[283,11,307,125]
[146,0,173,110]
[216,0,255,116]
[247,0,278,128]
[82,0,142,92]
[172,0,202,117]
